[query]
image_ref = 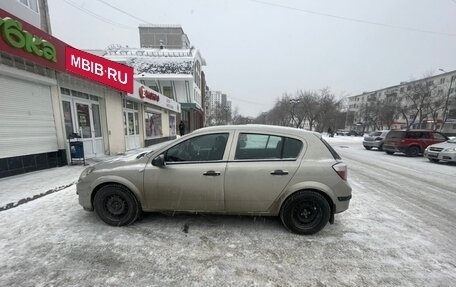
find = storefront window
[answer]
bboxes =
[169,114,176,137]
[127,113,135,135]
[92,104,102,137]
[76,103,92,138]
[62,101,73,137]
[134,113,139,135]
[145,111,163,138]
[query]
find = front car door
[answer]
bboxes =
[143,132,232,212]
[224,131,304,213]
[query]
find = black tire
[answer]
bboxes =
[364,146,372,150]
[280,191,330,235]
[429,158,439,163]
[378,144,383,151]
[93,184,140,226]
[385,151,394,155]
[405,146,420,157]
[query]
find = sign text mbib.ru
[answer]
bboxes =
[65,46,134,93]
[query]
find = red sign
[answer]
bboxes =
[65,46,133,93]
[0,8,134,93]
[0,8,66,72]
[139,86,160,102]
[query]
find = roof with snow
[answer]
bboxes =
[103,45,206,75]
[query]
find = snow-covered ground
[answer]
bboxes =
[1,136,455,286]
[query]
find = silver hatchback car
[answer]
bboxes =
[77,125,352,235]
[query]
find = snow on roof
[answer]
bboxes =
[128,57,193,75]
[103,46,207,74]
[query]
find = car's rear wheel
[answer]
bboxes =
[364,146,372,150]
[385,151,394,155]
[280,191,330,235]
[406,146,420,157]
[429,158,439,163]
[378,144,383,151]
[94,184,140,226]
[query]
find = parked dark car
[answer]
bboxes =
[383,130,449,157]
[363,130,390,151]
[336,129,349,136]
[347,130,363,136]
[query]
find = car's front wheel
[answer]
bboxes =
[93,184,140,226]
[429,158,439,163]
[364,146,372,150]
[385,151,394,155]
[280,191,330,235]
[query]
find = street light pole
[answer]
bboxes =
[289,98,299,127]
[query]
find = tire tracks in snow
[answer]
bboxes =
[341,153,456,249]
[0,182,76,212]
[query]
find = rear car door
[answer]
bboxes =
[224,132,304,213]
[143,132,231,212]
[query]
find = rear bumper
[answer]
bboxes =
[363,140,383,148]
[383,145,404,153]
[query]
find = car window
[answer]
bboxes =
[406,132,420,139]
[235,133,302,160]
[370,132,382,136]
[386,131,405,139]
[420,132,430,139]
[434,133,447,140]
[165,133,229,162]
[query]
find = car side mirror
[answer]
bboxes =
[152,154,165,167]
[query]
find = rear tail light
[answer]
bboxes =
[332,163,347,181]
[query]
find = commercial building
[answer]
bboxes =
[347,70,456,135]
[101,25,206,135]
[0,2,180,178]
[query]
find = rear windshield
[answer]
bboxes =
[320,138,341,160]
[386,131,405,139]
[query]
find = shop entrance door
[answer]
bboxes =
[124,110,140,150]
[73,100,104,158]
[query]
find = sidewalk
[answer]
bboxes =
[0,141,174,211]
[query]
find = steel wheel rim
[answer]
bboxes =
[291,200,322,228]
[104,195,128,219]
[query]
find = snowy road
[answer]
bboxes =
[1,136,456,286]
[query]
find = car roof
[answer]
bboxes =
[191,124,321,138]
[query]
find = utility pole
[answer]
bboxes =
[440,74,455,132]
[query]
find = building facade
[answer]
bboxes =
[102,44,206,136]
[347,71,456,135]
[0,2,181,178]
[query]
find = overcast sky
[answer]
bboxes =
[47,0,456,117]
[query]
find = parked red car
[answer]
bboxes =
[382,130,449,157]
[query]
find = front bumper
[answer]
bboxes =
[77,180,94,211]
[424,150,456,162]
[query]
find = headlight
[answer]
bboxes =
[79,167,95,179]
[443,147,456,152]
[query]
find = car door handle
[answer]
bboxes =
[270,170,289,175]
[203,170,221,176]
